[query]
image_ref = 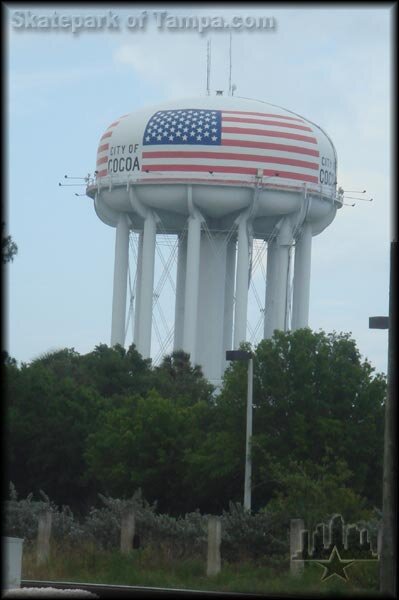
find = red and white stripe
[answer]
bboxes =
[142,110,320,185]
[95,115,128,178]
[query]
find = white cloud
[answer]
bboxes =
[9,64,113,93]
[113,37,207,99]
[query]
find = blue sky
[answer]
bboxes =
[5,4,393,375]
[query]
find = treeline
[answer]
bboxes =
[4,329,386,525]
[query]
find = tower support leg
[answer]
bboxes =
[223,239,237,355]
[234,217,250,348]
[111,213,130,347]
[182,213,202,363]
[137,212,156,358]
[264,217,293,337]
[133,231,143,347]
[196,233,229,384]
[292,222,312,330]
[264,238,277,339]
[174,233,187,351]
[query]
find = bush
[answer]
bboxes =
[4,483,85,544]
[264,458,373,532]
[84,491,208,559]
[220,501,288,563]
[3,483,378,566]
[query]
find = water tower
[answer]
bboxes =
[86,95,341,384]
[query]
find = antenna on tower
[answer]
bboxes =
[206,39,211,96]
[59,173,93,187]
[228,32,232,96]
[344,195,373,202]
[337,186,373,202]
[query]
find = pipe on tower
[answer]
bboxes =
[137,211,156,358]
[223,238,237,355]
[264,217,293,338]
[291,222,312,330]
[196,232,230,383]
[264,237,278,339]
[133,231,143,347]
[128,186,158,358]
[174,233,187,351]
[234,214,250,348]
[110,212,130,347]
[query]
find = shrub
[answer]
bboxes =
[220,501,288,563]
[3,483,378,566]
[4,483,85,544]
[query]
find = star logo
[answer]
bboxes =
[292,515,380,584]
[315,546,355,581]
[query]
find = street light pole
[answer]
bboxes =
[369,239,397,596]
[244,355,253,511]
[226,349,254,512]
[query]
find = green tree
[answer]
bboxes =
[180,344,253,513]
[183,427,244,514]
[6,355,106,511]
[78,343,152,398]
[5,330,385,516]
[220,329,385,512]
[85,390,206,514]
[152,350,214,406]
[2,222,18,264]
[264,456,373,530]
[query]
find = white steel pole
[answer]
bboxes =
[182,213,202,363]
[234,216,250,348]
[137,212,156,358]
[244,356,253,511]
[133,231,143,348]
[223,239,237,355]
[271,218,292,333]
[264,238,277,339]
[292,223,312,330]
[174,233,187,351]
[111,213,130,347]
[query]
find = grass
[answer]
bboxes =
[21,542,380,596]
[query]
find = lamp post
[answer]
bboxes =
[369,239,397,596]
[226,349,253,511]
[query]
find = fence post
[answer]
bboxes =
[120,507,136,554]
[290,518,304,576]
[207,516,221,576]
[377,522,383,556]
[37,509,52,566]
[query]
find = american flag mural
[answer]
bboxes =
[141,108,320,184]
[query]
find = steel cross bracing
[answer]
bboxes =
[248,239,267,346]
[125,232,139,343]
[152,218,179,363]
[126,229,177,364]
[125,214,295,367]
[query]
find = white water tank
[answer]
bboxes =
[86,95,340,383]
